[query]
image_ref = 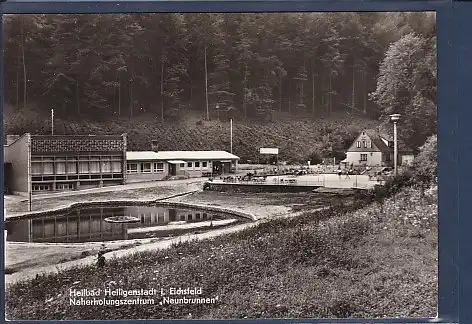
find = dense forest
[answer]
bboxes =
[3,12,437,160]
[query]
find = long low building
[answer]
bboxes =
[126,150,240,183]
[4,133,127,195]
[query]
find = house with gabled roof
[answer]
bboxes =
[341,129,414,168]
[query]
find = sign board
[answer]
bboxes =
[260,148,279,155]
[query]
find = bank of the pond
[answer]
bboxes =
[5,185,437,320]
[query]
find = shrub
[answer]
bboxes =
[411,134,437,186]
[307,151,323,165]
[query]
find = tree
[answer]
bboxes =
[370,33,437,148]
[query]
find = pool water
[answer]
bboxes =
[5,205,246,243]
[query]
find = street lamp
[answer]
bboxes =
[390,114,401,175]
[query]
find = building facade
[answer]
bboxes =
[4,133,127,195]
[126,150,240,183]
[126,151,169,183]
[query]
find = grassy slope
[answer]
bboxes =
[4,108,381,162]
[5,185,437,320]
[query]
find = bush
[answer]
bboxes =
[307,151,323,165]
[411,134,437,185]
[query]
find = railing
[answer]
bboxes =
[212,175,379,190]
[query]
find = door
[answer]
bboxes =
[170,164,176,176]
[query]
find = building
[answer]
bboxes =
[342,130,414,168]
[4,133,127,195]
[126,150,240,183]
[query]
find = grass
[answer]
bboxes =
[5,185,437,320]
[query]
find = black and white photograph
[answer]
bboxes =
[3,12,437,320]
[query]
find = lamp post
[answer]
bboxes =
[390,114,401,175]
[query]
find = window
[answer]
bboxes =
[356,141,361,148]
[101,161,112,173]
[79,161,89,174]
[180,163,185,168]
[127,163,138,173]
[202,162,207,168]
[31,162,42,175]
[90,161,100,173]
[154,162,164,172]
[55,162,66,174]
[362,132,365,135]
[187,162,193,168]
[369,141,373,148]
[141,163,151,173]
[360,154,368,161]
[363,141,367,148]
[56,183,74,190]
[112,162,122,173]
[67,162,77,174]
[33,184,50,191]
[42,158,54,175]
[195,161,200,168]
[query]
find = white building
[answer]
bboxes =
[342,130,414,168]
[126,150,239,183]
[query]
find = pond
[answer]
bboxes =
[5,205,248,243]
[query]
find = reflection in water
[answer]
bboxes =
[5,206,241,243]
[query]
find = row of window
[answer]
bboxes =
[126,161,212,174]
[359,153,391,162]
[356,141,372,149]
[172,161,210,169]
[32,161,122,175]
[32,155,122,162]
[32,183,74,191]
[127,162,164,174]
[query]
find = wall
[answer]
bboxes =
[345,151,384,167]
[4,134,30,194]
[126,161,169,183]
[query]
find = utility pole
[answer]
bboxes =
[230,118,233,154]
[390,114,401,175]
[51,109,54,135]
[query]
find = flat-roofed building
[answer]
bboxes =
[126,150,240,183]
[4,133,127,195]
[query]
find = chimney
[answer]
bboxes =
[6,135,20,146]
[151,140,159,152]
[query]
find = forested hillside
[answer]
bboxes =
[3,12,437,156]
